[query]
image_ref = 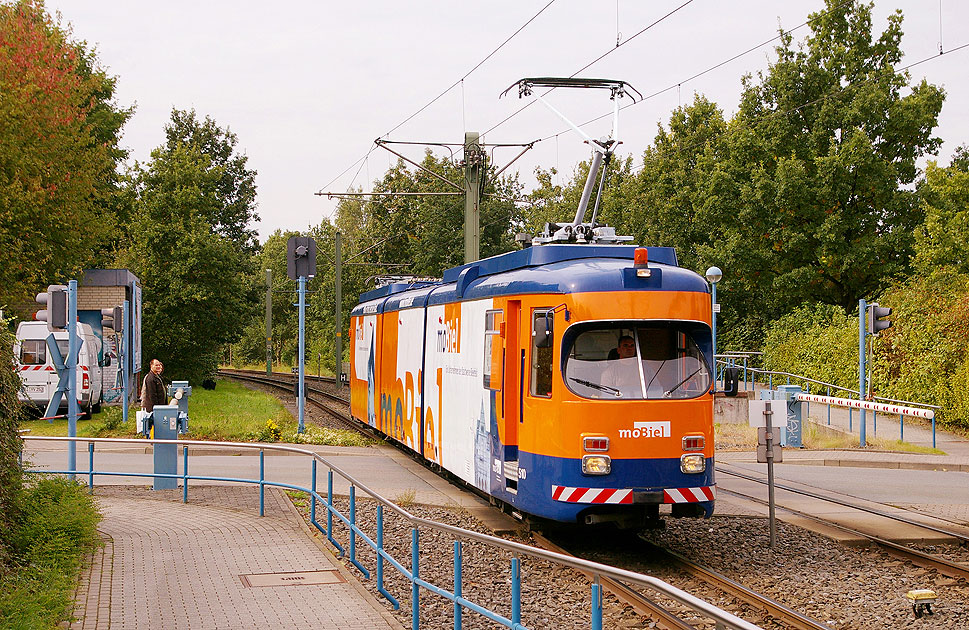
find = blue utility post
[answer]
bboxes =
[705,266,722,391]
[67,280,79,478]
[858,299,868,447]
[297,275,306,434]
[122,300,130,424]
[287,236,315,434]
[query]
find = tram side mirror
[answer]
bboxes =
[533,314,552,348]
[723,367,739,397]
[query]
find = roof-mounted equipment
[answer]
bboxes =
[501,77,642,246]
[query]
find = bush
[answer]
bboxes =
[871,270,969,429]
[0,476,101,629]
[762,271,969,431]
[762,303,858,392]
[0,323,25,567]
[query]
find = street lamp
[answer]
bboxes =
[705,266,722,389]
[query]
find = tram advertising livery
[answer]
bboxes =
[349,78,715,528]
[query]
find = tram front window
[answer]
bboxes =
[564,324,711,400]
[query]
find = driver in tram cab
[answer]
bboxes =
[602,335,641,398]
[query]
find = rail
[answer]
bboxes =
[20,436,762,630]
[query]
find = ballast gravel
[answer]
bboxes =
[295,496,969,630]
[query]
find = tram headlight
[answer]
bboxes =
[581,455,611,475]
[680,453,705,474]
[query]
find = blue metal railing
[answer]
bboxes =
[21,436,761,630]
[714,356,940,446]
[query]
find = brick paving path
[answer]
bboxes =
[71,485,402,630]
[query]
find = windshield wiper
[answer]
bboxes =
[569,377,622,397]
[664,368,702,398]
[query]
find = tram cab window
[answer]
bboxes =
[530,310,553,398]
[564,323,711,400]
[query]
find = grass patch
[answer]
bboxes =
[19,379,373,447]
[0,476,101,629]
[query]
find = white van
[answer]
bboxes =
[14,320,104,416]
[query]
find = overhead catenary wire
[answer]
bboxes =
[379,0,557,140]
[482,0,697,138]
[490,0,855,145]
[318,1,557,195]
[621,40,969,176]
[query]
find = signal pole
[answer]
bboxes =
[266,268,272,375]
[67,280,78,479]
[464,132,484,263]
[335,231,343,386]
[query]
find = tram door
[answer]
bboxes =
[502,300,522,491]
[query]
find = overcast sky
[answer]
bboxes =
[47,1,969,242]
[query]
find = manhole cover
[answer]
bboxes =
[241,570,345,587]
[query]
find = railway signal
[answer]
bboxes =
[101,305,123,330]
[867,303,892,335]
[35,284,68,331]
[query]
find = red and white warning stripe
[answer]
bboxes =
[551,485,632,504]
[663,486,716,503]
[796,393,935,420]
[20,365,54,371]
[552,485,716,504]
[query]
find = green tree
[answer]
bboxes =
[120,112,257,383]
[0,323,24,569]
[913,146,969,275]
[699,0,943,346]
[0,0,131,307]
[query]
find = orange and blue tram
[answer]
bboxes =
[349,244,715,527]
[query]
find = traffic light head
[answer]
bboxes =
[35,285,67,331]
[867,303,892,335]
[287,236,317,281]
[101,305,123,330]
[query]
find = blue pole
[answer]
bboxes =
[121,300,130,424]
[453,541,462,630]
[350,485,357,567]
[511,556,521,626]
[259,450,265,516]
[859,299,867,447]
[298,275,306,433]
[88,441,94,490]
[711,281,717,392]
[311,459,317,526]
[411,528,420,630]
[183,446,188,503]
[378,505,385,597]
[591,577,603,630]
[67,280,78,479]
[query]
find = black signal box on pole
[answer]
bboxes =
[287,237,317,281]
[867,303,892,335]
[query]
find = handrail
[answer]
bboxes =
[715,360,939,411]
[21,436,762,630]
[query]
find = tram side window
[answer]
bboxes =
[530,310,553,398]
[483,310,503,390]
[20,340,46,365]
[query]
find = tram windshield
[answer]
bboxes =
[564,323,711,400]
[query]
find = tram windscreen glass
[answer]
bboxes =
[564,324,711,400]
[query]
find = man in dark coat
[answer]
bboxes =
[141,359,166,412]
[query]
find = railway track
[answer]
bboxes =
[716,463,969,581]
[535,531,832,630]
[217,368,364,435]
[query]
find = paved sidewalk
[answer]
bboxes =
[71,485,403,630]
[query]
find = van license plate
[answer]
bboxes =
[25,385,44,394]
